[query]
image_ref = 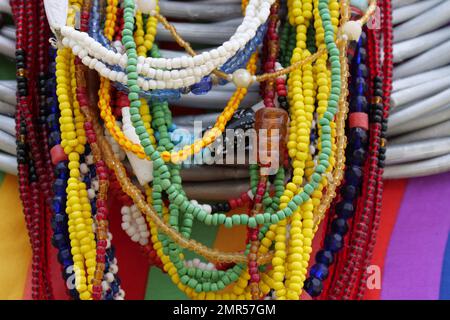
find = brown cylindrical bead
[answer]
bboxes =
[254,108,289,166]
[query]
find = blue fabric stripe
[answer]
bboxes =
[439,233,450,300]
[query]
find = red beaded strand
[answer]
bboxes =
[356,0,393,299]
[74,0,111,300]
[37,0,55,299]
[12,0,54,300]
[261,1,281,109]
[327,6,391,298]
[247,178,267,299]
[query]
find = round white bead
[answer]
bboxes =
[172,57,181,69]
[119,54,128,68]
[132,211,141,220]
[109,70,118,81]
[163,70,171,81]
[105,272,114,283]
[203,205,212,215]
[87,188,95,200]
[142,80,150,91]
[136,216,146,225]
[85,155,94,165]
[105,50,115,64]
[109,264,119,273]
[131,233,140,242]
[79,163,88,174]
[139,238,149,246]
[165,59,172,70]
[342,21,362,41]
[101,281,109,291]
[121,206,131,215]
[81,56,91,67]
[210,49,219,59]
[72,45,81,55]
[232,69,253,88]
[126,226,136,235]
[136,0,157,14]
[62,37,70,47]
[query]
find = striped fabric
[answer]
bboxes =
[1,172,449,300]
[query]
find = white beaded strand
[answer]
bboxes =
[57,0,275,89]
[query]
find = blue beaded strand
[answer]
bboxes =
[90,0,115,51]
[47,47,78,299]
[220,23,268,74]
[189,23,267,93]
[305,32,369,298]
[88,7,265,99]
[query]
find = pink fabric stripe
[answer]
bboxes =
[381,172,450,299]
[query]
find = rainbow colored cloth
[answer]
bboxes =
[1,171,450,300]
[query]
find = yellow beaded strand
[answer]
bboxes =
[56,3,96,300]
[104,0,118,38]
[135,11,147,57]
[257,0,340,300]
[271,0,313,300]
[140,100,157,146]
[289,1,340,299]
[134,6,159,146]
[145,6,159,51]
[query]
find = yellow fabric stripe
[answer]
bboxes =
[0,175,31,299]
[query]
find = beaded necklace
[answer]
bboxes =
[246,0,282,299]
[151,52,259,298]
[115,0,370,300]
[355,0,392,299]
[26,0,380,300]
[60,0,276,88]
[338,0,392,299]
[100,1,256,296]
[48,46,79,299]
[121,0,262,299]
[305,30,369,297]
[37,3,55,297]
[321,0,392,300]
[12,0,55,300]
[85,0,126,300]
[55,1,98,300]
[260,0,341,300]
